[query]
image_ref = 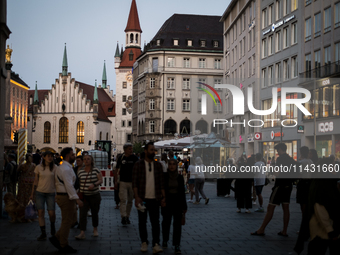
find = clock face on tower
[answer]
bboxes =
[126,71,132,82]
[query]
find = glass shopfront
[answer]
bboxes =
[316,140,332,158]
[262,141,297,161]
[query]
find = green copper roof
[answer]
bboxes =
[62,43,68,76]
[102,61,107,89]
[34,81,39,105]
[93,80,98,104]
[114,42,120,57]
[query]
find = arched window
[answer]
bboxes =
[76,121,84,144]
[195,120,208,134]
[130,33,134,43]
[136,34,139,44]
[164,119,177,135]
[59,117,69,143]
[106,132,109,140]
[180,120,191,135]
[44,122,51,143]
[99,131,102,140]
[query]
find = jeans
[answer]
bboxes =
[161,194,183,246]
[119,182,133,218]
[79,193,101,231]
[137,199,160,246]
[35,191,56,211]
[195,178,207,202]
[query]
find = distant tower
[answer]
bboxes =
[114,42,120,69]
[62,44,68,76]
[124,0,142,49]
[102,61,107,89]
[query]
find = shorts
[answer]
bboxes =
[269,186,293,206]
[188,179,195,184]
[255,185,264,195]
[35,191,56,211]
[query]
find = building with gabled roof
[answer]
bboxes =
[27,44,116,154]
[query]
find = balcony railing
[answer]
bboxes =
[299,61,340,79]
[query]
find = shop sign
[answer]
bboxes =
[248,137,254,142]
[318,122,333,133]
[263,15,295,35]
[271,131,283,139]
[322,79,330,86]
[297,125,304,133]
[255,132,262,140]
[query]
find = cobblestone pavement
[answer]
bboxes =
[0,181,321,255]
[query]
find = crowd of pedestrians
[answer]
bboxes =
[2,142,340,254]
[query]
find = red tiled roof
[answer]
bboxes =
[120,47,142,68]
[125,0,142,33]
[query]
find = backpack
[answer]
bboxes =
[9,162,18,183]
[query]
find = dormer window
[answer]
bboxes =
[200,40,206,47]
[129,50,134,61]
[214,41,219,47]
[173,39,179,46]
[187,40,192,46]
[157,39,161,46]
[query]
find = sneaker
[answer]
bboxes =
[59,245,77,254]
[140,242,148,252]
[225,194,230,198]
[205,198,210,205]
[252,201,257,205]
[255,207,264,212]
[175,245,181,254]
[162,241,168,248]
[245,209,251,213]
[126,217,131,224]
[152,243,163,254]
[121,217,127,225]
[187,199,193,203]
[193,201,200,205]
[37,233,47,241]
[49,236,62,250]
[75,234,86,240]
[236,209,241,213]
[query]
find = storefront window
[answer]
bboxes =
[263,141,297,161]
[336,139,340,160]
[316,140,332,158]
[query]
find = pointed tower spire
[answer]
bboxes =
[102,61,107,89]
[62,43,68,76]
[125,0,142,33]
[114,42,120,57]
[93,80,98,104]
[34,81,39,105]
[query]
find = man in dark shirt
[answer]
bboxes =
[251,143,295,237]
[115,143,138,225]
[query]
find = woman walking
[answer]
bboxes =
[193,157,209,205]
[75,155,103,239]
[161,159,187,254]
[17,154,36,207]
[186,158,196,202]
[30,151,57,241]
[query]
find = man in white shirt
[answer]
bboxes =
[254,153,266,212]
[49,147,83,254]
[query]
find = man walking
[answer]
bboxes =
[133,142,165,253]
[251,143,295,237]
[49,148,83,254]
[254,153,266,212]
[115,143,138,225]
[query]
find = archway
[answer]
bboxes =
[179,119,191,135]
[195,120,208,134]
[164,119,177,135]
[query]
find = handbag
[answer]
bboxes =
[25,200,38,219]
[78,170,90,201]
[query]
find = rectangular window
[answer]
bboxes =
[269,35,274,55]
[305,18,311,41]
[276,62,282,83]
[253,26,255,46]
[283,0,288,16]
[122,81,127,88]
[291,22,297,44]
[336,2,340,28]
[291,56,298,78]
[183,58,190,68]
[167,57,175,67]
[187,40,192,46]
[276,0,281,20]
[262,8,267,28]
[324,8,331,33]
[248,58,252,77]
[314,13,321,37]
[214,41,219,47]
[291,0,297,11]
[305,54,312,78]
[269,4,274,24]
[122,108,127,115]
[122,95,127,102]
[249,3,252,22]
[200,40,206,47]
[182,99,190,111]
[325,46,331,75]
[167,99,175,110]
[243,37,246,56]
[262,68,267,88]
[213,100,222,112]
[252,55,255,75]
[262,38,267,58]
[239,41,242,59]
[269,65,274,85]
[150,78,155,88]
[276,31,281,52]
[283,27,289,48]
[199,58,206,68]
[214,59,221,69]
[167,77,175,89]
[183,78,190,89]
[149,99,155,110]
[336,42,340,72]
[306,0,311,6]
[249,30,252,50]
[198,78,206,88]
[315,50,321,77]
[173,39,179,46]
[149,121,155,133]
[235,46,238,62]
[283,59,289,80]
[122,120,125,127]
